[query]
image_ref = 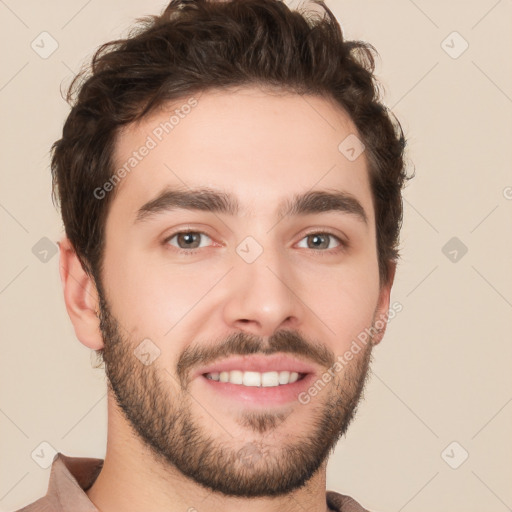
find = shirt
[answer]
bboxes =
[13,452,370,512]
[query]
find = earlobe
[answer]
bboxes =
[58,237,104,350]
[372,261,397,346]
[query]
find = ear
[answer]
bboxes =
[58,236,104,350]
[371,261,397,346]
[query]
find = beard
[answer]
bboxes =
[96,287,374,498]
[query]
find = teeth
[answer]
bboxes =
[289,371,299,383]
[205,370,301,387]
[278,370,290,384]
[261,371,279,387]
[243,371,261,387]
[230,370,243,384]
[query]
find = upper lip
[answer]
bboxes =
[193,354,317,378]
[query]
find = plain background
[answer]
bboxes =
[1,1,511,511]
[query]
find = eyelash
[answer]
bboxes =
[162,229,348,257]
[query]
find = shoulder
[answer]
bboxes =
[326,490,372,512]
[10,495,58,512]
[9,452,103,512]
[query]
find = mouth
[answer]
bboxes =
[204,370,306,387]
[194,354,318,406]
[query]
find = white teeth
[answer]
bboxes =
[289,371,299,383]
[278,370,290,384]
[261,371,279,387]
[230,370,243,385]
[243,371,261,387]
[205,370,302,387]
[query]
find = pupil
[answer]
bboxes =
[180,233,198,247]
[310,234,326,248]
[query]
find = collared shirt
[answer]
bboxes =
[13,452,370,512]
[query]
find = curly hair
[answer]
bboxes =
[51,0,412,289]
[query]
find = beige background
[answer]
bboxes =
[1,1,511,511]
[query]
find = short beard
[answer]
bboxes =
[96,289,374,498]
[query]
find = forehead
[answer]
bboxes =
[109,86,374,223]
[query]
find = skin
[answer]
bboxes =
[59,86,395,512]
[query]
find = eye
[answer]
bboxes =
[164,231,213,252]
[162,229,346,256]
[296,232,344,251]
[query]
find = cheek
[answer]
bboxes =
[103,246,224,340]
[301,258,380,352]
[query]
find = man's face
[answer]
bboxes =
[96,86,390,497]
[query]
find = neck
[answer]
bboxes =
[86,395,331,512]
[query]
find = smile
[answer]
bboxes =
[204,370,304,387]
[194,354,318,406]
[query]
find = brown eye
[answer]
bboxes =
[297,233,342,251]
[165,231,212,250]
[308,234,329,249]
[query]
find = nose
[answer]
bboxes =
[221,244,305,337]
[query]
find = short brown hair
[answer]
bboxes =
[51,0,412,288]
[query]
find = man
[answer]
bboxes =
[16,0,411,510]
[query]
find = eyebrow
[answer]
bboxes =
[134,187,368,226]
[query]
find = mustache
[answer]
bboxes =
[176,329,336,386]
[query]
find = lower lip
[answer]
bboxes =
[198,373,316,406]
